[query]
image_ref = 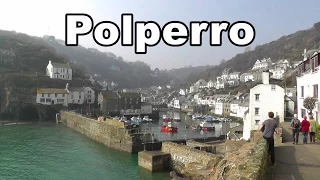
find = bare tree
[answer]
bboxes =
[303,97,317,117]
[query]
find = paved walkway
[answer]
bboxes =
[268,122,320,180]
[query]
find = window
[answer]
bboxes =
[57,99,64,103]
[79,95,81,98]
[301,109,306,118]
[55,94,57,97]
[271,85,276,90]
[314,84,318,98]
[62,94,65,97]
[88,99,91,103]
[42,94,44,97]
[71,95,73,99]
[255,108,259,115]
[255,94,260,101]
[46,98,51,102]
[301,86,304,97]
[40,98,45,102]
[78,100,80,103]
[255,120,260,125]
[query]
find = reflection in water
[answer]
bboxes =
[141,111,241,142]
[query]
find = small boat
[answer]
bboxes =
[143,116,153,122]
[199,122,215,131]
[172,117,181,122]
[161,122,178,133]
[131,116,142,124]
[163,115,167,119]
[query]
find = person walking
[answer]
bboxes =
[259,111,279,166]
[301,116,310,144]
[290,114,300,144]
[309,116,317,143]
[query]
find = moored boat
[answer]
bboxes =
[199,122,215,131]
[143,116,153,122]
[161,122,178,133]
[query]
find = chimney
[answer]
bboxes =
[262,72,269,84]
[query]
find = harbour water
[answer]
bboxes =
[141,111,240,141]
[0,124,171,180]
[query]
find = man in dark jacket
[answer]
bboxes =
[259,111,279,166]
[290,114,300,144]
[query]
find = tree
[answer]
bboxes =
[220,59,226,64]
[244,46,251,52]
[303,97,317,117]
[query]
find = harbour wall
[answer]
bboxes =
[60,111,159,153]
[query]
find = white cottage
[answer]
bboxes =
[46,60,72,80]
[243,72,284,140]
[296,48,320,121]
[36,88,69,106]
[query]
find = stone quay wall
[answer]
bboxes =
[210,131,269,180]
[161,141,223,177]
[60,111,149,153]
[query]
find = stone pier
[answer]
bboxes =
[138,151,170,172]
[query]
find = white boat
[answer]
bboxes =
[173,117,181,121]
[143,116,153,122]
[199,122,215,130]
[163,115,167,119]
[131,116,142,124]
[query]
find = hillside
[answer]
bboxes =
[0,30,85,78]
[43,36,171,88]
[165,65,213,84]
[187,22,320,83]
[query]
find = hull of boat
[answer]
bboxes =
[161,126,178,133]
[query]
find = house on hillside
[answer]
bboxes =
[194,79,207,88]
[269,59,290,79]
[243,71,285,140]
[97,91,120,115]
[207,80,215,88]
[251,58,273,71]
[46,60,72,80]
[118,92,141,115]
[221,68,231,79]
[215,77,225,89]
[240,72,254,82]
[36,88,69,106]
[173,96,188,109]
[66,84,85,104]
[296,48,320,122]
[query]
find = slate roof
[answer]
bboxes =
[69,87,84,92]
[51,61,72,69]
[118,92,140,98]
[101,92,120,100]
[37,88,69,94]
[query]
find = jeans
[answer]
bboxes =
[302,132,308,144]
[292,128,300,144]
[264,137,275,165]
[310,132,316,142]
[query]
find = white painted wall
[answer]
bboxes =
[46,61,72,80]
[36,93,68,106]
[297,70,319,120]
[68,91,85,104]
[84,87,95,104]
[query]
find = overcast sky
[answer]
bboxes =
[1,0,320,69]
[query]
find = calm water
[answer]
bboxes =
[0,124,171,180]
[141,111,239,141]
